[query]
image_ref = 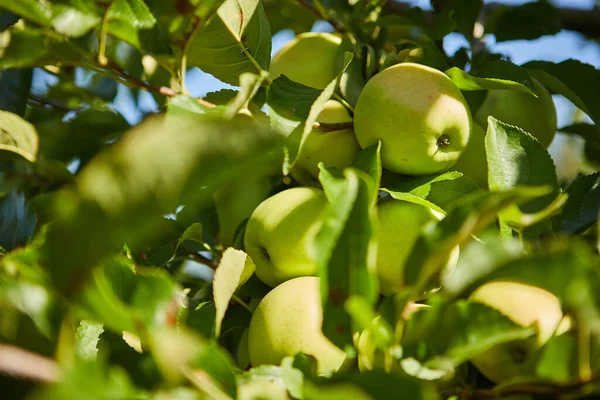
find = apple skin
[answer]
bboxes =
[475,79,557,148]
[247,276,346,375]
[244,187,327,287]
[468,281,563,383]
[376,199,458,295]
[291,100,361,186]
[270,32,342,90]
[452,123,488,189]
[353,62,472,175]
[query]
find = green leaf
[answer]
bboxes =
[0,110,38,162]
[553,172,600,234]
[51,4,101,38]
[43,114,282,292]
[0,0,52,26]
[446,62,536,95]
[0,68,32,116]
[524,59,600,134]
[224,71,267,119]
[403,298,535,367]
[237,360,304,400]
[262,0,315,35]
[489,2,561,42]
[442,0,483,42]
[559,123,600,165]
[75,320,104,361]
[352,142,382,204]
[381,171,481,212]
[106,0,171,56]
[0,27,84,68]
[0,191,37,251]
[404,187,553,293]
[342,370,435,400]
[486,117,560,220]
[381,190,445,216]
[186,0,272,86]
[213,248,255,337]
[128,218,184,267]
[315,167,378,349]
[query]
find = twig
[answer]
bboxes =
[296,0,346,33]
[0,344,61,383]
[28,94,80,112]
[186,251,219,270]
[312,121,354,132]
[101,59,216,109]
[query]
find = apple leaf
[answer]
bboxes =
[553,172,600,234]
[127,218,184,267]
[223,72,268,119]
[441,232,524,298]
[381,171,481,212]
[381,191,446,215]
[0,69,32,116]
[524,60,600,134]
[266,76,322,135]
[0,110,38,162]
[0,191,37,251]
[486,116,560,215]
[559,123,600,165]
[0,0,52,26]
[442,0,483,42]
[404,186,553,293]
[345,295,393,349]
[352,142,383,206]
[489,2,561,42]
[186,0,271,86]
[342,370,436,400]
[315,166,378,349]
[75,320,104,361]
[446,61,537,95]
[403,297,535,367]
[238,361,303,399]
[213,248,255,337]
[43,114,282,292]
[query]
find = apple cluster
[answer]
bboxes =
[243,33,562,382]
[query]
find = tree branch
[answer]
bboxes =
[0,344,61,383]
[296,0,346,33]
[383,1,600,38]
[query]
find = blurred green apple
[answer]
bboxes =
[244,187,327,287]
[291,100,360,186]
[354,62,472,175]
[376,199,458,295]
[468,280,563,383]
[452,123,488,189]
[475,79,557,148]
[248,276,346,375]
[270,32,342,90]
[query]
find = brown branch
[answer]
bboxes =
[186,251,219,270]
[442,374,600,399]
[101,59,216,109]
[296,0,346,33]
[312,121,354,132]
[28,94,80,112]
[0,344,61,383]
[383,2,600,38]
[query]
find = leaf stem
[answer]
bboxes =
[231,295,253,313]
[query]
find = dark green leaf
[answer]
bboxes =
[0,0,52,26]
[489,2,561,42]
[524,59,600,134]
[442,0,483,42]
[315,167,378,349]
[0,69,32,116]
[352,142,382,205]
[129,218,184,267]
[0,191,36,250]
[553,172,600,234]
[186,0,272,86]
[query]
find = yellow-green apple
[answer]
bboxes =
[468,280,563,383]
[244,187,327,287]
[291,100,360,186]
[452,123,488,189]
[270,32,342,90]
[353,62,472,175]
[376,199,458,295]
[475,79,557,148]
[248,276,346,375]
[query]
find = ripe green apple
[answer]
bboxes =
[475,79,557,148]
[354,62,472,175]
[468,280,563,383]
[452,123,488,189]
[248,276,346,375]
[376,199,458,295]
[291,100,360,186]
[270,32,342,90]
[244,187,327,287]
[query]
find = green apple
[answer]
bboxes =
[244,187,327,287]
[468,280,563,383]
[354,62,472,175]
[452,123,488,189]
[291,100,361,186]
[270,32,342,90]
[376,199,457,295]
[475,79,557,148]
[248,276,346,375]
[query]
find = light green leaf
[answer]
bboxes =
[381,190,446,216]
[186,0,271,85]
[75,320,104,361]
[52,4,101,38]
[0,110,38,162]
[0,0,52,26]
[224,71,267,119]
[213,248,255,337]
[446,65,536,95]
